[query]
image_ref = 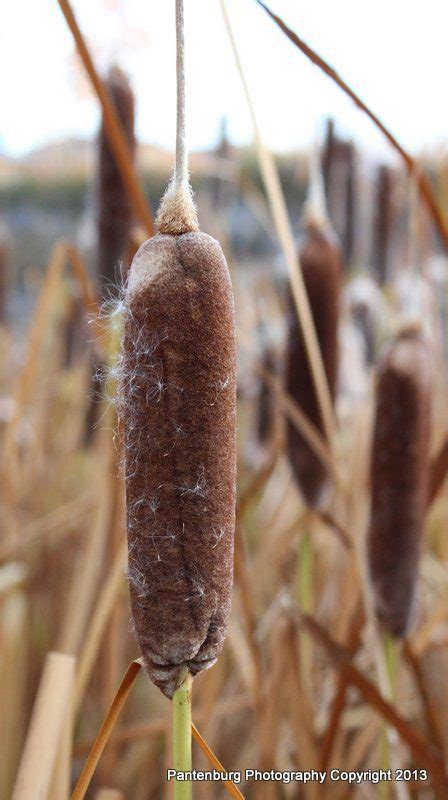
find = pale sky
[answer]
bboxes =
[1,0,447,160]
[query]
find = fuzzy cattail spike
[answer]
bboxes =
[286,188,342,506]
[120,0,235,698]
[98,65,135,296]
[367,324,432,637]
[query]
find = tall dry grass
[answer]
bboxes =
[3,2,448,799]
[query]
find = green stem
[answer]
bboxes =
[384,632,398,691]
[380,632,398,800]
[297,529,313,695]
[298,530,313,613]
[172,670,193,800]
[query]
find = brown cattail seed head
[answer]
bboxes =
[120,231,236,697]
[98,66,135,296]
[367,325,432,637]
[286,218,342,506]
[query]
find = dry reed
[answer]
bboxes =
[255,0,448,251]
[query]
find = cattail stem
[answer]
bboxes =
[297,529,313,695]
[156,0,198,234]
[175,0,187,191]
[384,633,399,691]
[172,671,193,800]
[379,634,400,800]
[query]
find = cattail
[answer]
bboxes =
[98,66,135,297]
[372,165,395,285]
[321,118,355,265]
[286,203,342,506]
[119,1,236,699]
[367,325,431,636]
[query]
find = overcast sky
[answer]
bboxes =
[1,0,447,160]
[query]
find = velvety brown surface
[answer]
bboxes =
[120,232,236,697]
[367,328,431,637]
[98,67,135,296]
[286,221,342,506]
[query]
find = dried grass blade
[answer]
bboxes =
[319,606,364,770]
[12,652,75,800]
[56,0,154,237]
[300,614,448,795]
[403,642,444,755]
[66,244,98,313]
[3,241,66,464]
[73,540,127,712]
[71,660,142,800]
[220,0,337,458]
[191,724,245,799]
[0,590,27,799]
[255,1,448,251]
[57,428,115,655]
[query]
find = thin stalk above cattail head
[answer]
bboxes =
[98,66,136,297]
[367,324,432,637]
[155,0,198,237]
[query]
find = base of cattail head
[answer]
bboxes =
[286,215,342,507]
[155,179,199,236]
[367,323,431,637]
[120,231,236,697]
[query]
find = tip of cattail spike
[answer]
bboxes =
[302,142,331,233]
[156,177,199,236]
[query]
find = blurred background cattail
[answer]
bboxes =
[321,118,356,268]
[286,208,342,507]
[367,324,432,636]
[97,66,136,299]
[371,164,396,286]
